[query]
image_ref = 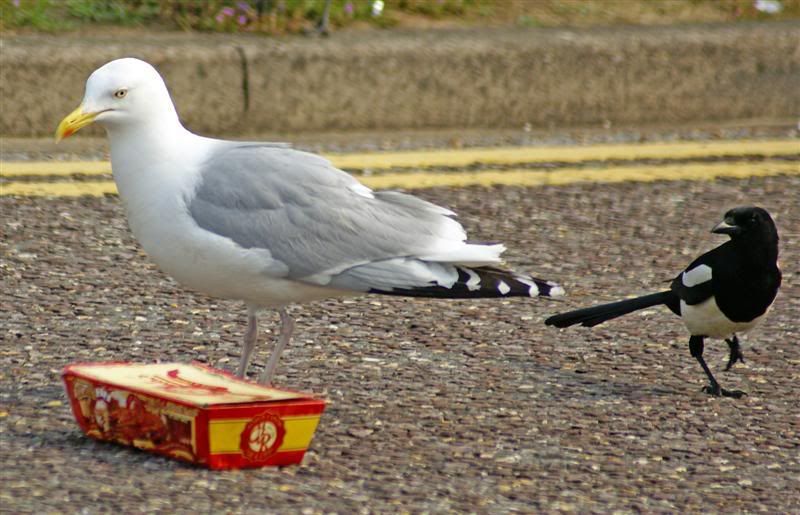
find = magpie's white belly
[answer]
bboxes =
[680,298,764,338]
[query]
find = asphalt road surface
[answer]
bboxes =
[2,171,798,513]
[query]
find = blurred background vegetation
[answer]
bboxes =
[1,0,798,35]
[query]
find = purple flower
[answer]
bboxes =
[13,0,21,7]
[222,6,235,16]
[344,1,354,15]
[237,1,251,11]
[237,14,248,25]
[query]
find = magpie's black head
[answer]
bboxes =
[712,206,778,243]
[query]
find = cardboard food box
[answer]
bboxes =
[62,362,326,469]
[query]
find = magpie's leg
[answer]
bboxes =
[689,335,718,393]
[724,334,744,371]
[689,335,745,398]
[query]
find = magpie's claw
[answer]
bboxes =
[702,384,747,398]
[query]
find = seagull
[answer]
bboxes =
[56,58,564,385]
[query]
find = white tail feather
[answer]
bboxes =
[419,243,506,266]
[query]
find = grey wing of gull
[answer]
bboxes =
[187,144,470,288]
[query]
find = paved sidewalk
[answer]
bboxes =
[2,22,799,137]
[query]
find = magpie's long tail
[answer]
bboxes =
[544,291,674,328]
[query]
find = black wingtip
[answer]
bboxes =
[371,265,564,300]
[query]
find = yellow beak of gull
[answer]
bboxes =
[55,105,99,143]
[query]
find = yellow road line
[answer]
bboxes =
[328,139,799,170]
[4,161,797,197]
[1,139,797,177]
[1,161,112,177]
[363,161,800,189]
[2,181,119,197]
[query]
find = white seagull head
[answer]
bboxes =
[56,57,179,141]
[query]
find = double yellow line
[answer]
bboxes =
[1,139,797,197]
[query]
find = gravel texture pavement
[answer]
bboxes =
[1,175,798,513]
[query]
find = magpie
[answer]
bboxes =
[545,206,781,398]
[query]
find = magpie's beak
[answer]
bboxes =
[712,217,741,235]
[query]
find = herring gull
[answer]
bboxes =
[56,57,564,384]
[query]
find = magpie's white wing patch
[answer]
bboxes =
[682,264,712,287]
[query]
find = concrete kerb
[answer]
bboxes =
[1,22,799,138]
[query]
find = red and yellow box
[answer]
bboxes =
[62,362,326,469]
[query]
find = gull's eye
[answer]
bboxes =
[113,88,128,99]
